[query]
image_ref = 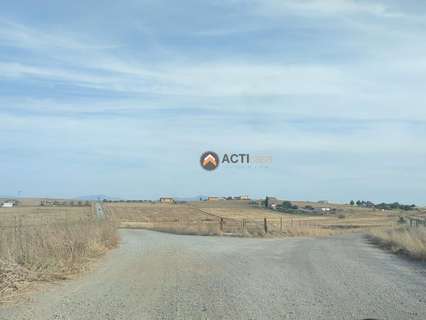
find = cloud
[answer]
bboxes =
[1,1,425,201]
[0,19,117,51]
[250,0,399,17]
[1,18,345,98]
[0,12,424,103]
[0,60,346,97]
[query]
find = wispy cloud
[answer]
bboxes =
[0,60,345,96]
[0,20,345,97]
[0,19,117,51]
[249,0,401,17]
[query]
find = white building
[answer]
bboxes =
[1,202,15,208]
[159,197,175,203]
[235,195,250,200]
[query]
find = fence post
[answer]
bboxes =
[220,218,224,232]
[14,216,18,255]
[242,219,246,233]
[264,218,268,233]
[280,217,283,232]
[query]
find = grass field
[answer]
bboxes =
[0,203,118,302]
[105,200,400,236]
[0,206,94,227]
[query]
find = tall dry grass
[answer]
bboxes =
[0,218,118,300]
[129,221,223,236]
[280,225,335,237]
[121,220,337,238]
[370,226,426,260]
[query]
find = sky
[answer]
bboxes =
[0,0,425,204]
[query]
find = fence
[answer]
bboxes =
[0,203,107,230]
[119,216,376,237]
[216,217,321,234]
[407,217,426,228]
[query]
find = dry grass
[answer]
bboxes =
[131,221,223,236]
[104,202,211,222]
[196,207,291,220]
[120,217,342,238]
[279,225,335,237]
[0,206,94,226]
[370,226,426,260]
[107,200,397,238]
[0,205,118,301]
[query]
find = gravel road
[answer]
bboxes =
[1,230,425,320]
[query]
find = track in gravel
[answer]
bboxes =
[1,230,425,320]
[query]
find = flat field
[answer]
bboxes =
[0,206,94,227]
[105,200,400,236]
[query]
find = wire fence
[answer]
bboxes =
[0,203,102,230]
[119,215,394,236]
[407,217,426,228]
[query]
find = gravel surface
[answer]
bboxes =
[1,230,425,320]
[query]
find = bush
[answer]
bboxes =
[278,201,298,211]
[0,218,118,299]
[370,227,426,260]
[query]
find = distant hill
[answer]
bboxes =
[175,195,208,202]
[75,195,121,201]
[75,195,208,202]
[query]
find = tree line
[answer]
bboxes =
[349,200,416,211]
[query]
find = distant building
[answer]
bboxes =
[310,207,334,215]
[265,196,280,209]
[41,199,55,206]
[160,197,175,203]
[1,201,15,208]
[234,195,250,200]
[208,197,221,201]
[40,199,70,206]
[317,200,329,204]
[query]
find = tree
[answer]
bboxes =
[280,201,298,210]
[350,200,355,206]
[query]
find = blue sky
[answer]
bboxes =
[0,0,425,203]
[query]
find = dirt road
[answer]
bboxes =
[1,230,425,320]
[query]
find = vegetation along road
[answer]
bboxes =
[0,230,425,320]
[95,202,105,219]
